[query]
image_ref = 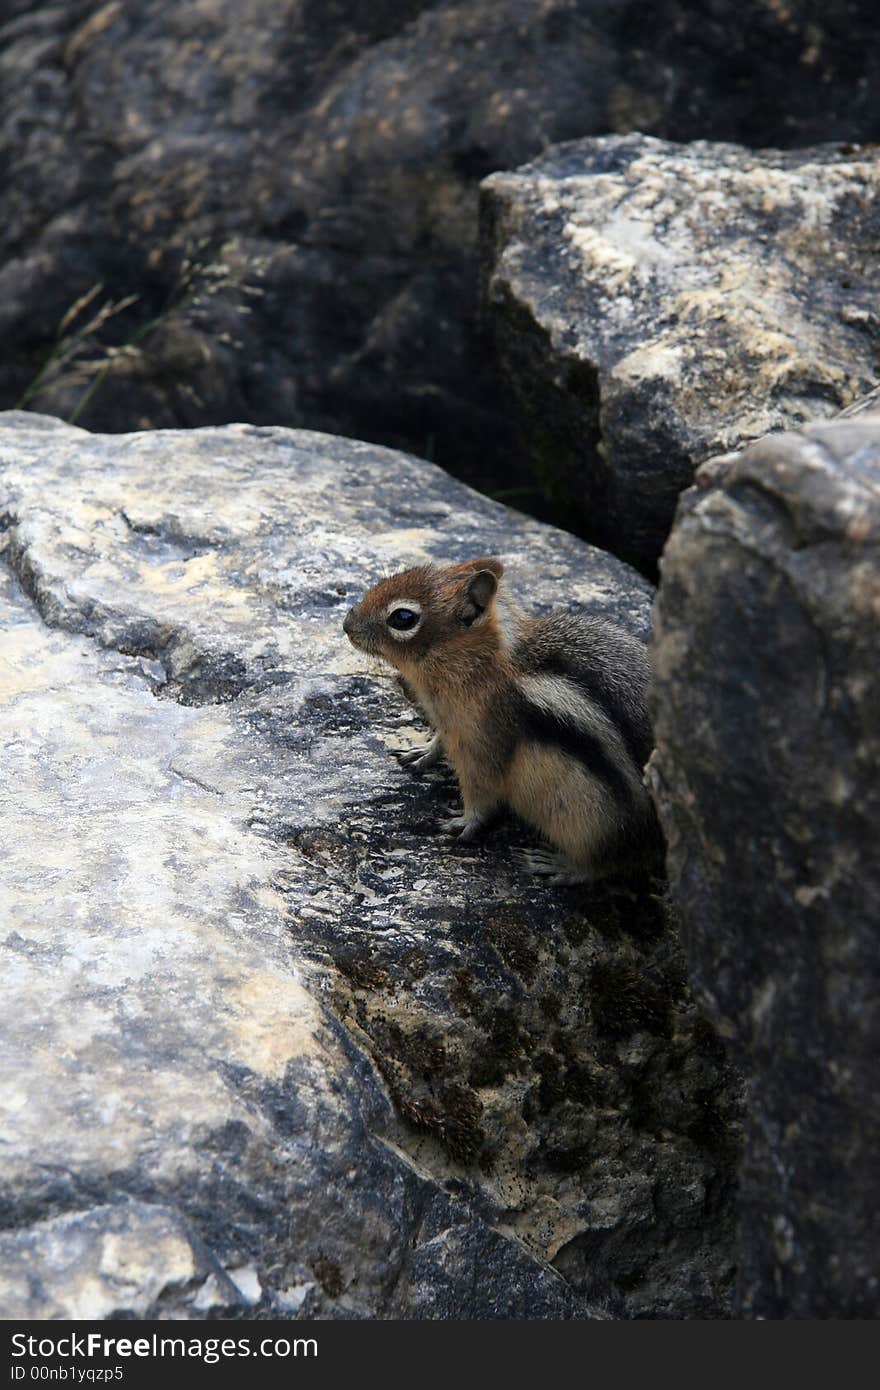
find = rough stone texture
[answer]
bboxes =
[649,409,880,1317]
[0,1205,246,1320]
[0,412,741,1319]
[482,135,880,571]
[2,3,879,514]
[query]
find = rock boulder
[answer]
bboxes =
[0,412,741,1318]
[482,135,880,571]
[649,407,880,1317]
[3,2,879,511]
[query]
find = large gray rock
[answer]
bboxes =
[0,412,741,1319]
[482,135,880,571]
[2,2,879,512]
[649,408,880,1317]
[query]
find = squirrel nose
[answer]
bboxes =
[343,609,354,636]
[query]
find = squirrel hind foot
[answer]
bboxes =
[513,846,593,887]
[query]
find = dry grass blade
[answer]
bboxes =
[76,293,139,342]
[16,290,141,411]
[56,283,103,338]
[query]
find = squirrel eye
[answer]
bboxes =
[386,608,420,631]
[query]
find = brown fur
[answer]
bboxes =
[343,558,657,880]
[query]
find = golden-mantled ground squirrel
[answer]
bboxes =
[343,558,658,884]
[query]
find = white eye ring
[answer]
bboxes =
[383,599,422,641]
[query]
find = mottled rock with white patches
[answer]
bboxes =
[0,1205,244,1320]
[482,135,880,571]
[0,412,741,1318]
[649,406,880,1317]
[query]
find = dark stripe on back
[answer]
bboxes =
[515,695,634,807]
[538,654,652,772]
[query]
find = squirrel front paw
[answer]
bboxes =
[441,811,486,842]
[397,733,442,771]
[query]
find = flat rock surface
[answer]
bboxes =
[0,413,740,1318]
[482,134,880,570]
[650,407,880,1316]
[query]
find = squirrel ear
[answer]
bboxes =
[459,567,498,625]
[468,556,504,579]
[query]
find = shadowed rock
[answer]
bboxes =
[2,2,879,512]
[649,406,880,1317]
[482,135,880,571]
[0,412,740,1318]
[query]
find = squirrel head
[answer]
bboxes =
[343,558,504,669]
